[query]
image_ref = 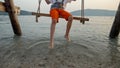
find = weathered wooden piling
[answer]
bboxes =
[109,3,120,38]
[4,0,22,36]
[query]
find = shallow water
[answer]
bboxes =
[0,16,120,68]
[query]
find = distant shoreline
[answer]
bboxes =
[0,9,116,16]
[71,9,116,16]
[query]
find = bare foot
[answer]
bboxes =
[64,35,71,42]
[49,42,54,49]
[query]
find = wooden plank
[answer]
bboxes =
[4,0,22,36]
[109,3,120,38]
[32,12,89,21]
[0,1,20,14]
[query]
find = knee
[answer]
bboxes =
[68,16,73,21]
[52,19,57,24]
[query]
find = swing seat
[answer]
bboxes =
[34,0,89,24]
[32,12,89,23]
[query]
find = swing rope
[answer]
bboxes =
[36,0,41,22]
[81,0,85,24]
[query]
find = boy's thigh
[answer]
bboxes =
[59,9,72,21]
[50,9,59,20]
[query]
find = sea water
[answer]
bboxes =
[0,16,120,68]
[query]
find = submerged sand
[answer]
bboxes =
[0,36,120,68]
[0,16,120,68]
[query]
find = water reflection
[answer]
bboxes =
[109,38,120,68]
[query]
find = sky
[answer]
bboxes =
[1,0,119,12]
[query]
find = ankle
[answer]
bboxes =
[64,34,69,37]
[49,43,54,49]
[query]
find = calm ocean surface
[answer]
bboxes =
[0,16,117,46]
[0,16,120,68]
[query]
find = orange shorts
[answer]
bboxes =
[50,8,72,21]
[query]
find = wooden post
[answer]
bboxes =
[4,0,22,36]
[0,2,20,13]
[109,3,120,38]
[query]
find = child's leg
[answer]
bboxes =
[49,9,59,48]
[59,9,73,41]
[50,19,57,48]
[64,16,73,42]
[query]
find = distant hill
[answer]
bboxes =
[0,9,116,16]
[20,10,32,15]
[0,10,32,15]
[71,9,116,16]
